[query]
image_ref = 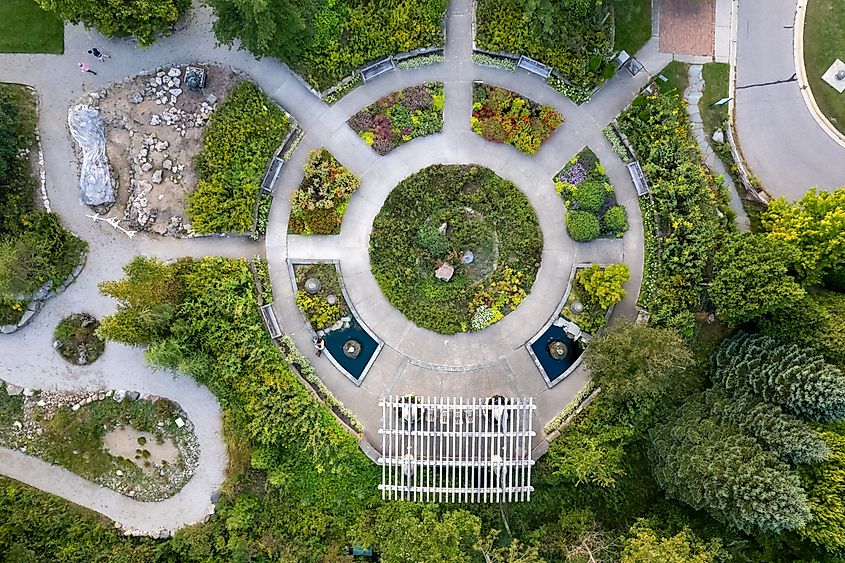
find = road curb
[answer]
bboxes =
[793,0,845,149]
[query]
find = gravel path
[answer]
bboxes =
[0,0,668,531]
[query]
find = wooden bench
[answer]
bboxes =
[627,161,650,196]
[360,57,396,82]
[259,304,282,339]
[517,55,552,79]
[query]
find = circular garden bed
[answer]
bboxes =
[370,165,542,334]
[53,313,105,365]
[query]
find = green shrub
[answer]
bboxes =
[567,210,601,242]
[416,224,448,256]
[572,180,606,212]
[295,290,341,330]
[603,205,629,234]
[187,82,290,234]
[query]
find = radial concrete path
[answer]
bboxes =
[0,0,669,532]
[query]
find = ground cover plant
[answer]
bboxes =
[293,262,349,330]
[803,0,845,135]
[472,84,563,155]
[0,384,198,501]
[348,83,444,155]
[475,0,616,89]
[0,0,63,53]
[53,312,105,365]
[557,147,628,241]
[207,0,447,89]
[561,264,630,334]
[370,164,542,334]
[288,149,359,235]
[617,68,731,335]
[0,84,86,325]
[34,0,188,47]
[186,81,290,235]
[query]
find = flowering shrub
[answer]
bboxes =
[472,53,517,70]
[548,76,593,104]
[349,83,444,155]
[471,84,563,155]
[289,149,360,235]
[322,76,362,105]
[556,148,628,240]
[187,82,290,234]
[470,305,503,331]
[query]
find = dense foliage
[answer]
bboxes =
[206,0,447,89]
[618,81,731,335]
[649,394,813,534]
[562,264,630,334]
[475,0,615,88]
[0,84,86,325]
[288,148,359,235]
[762,189,845,285]
[557,148,628,241]
[349,83,444,155]
[187,82,290,234]
[370,165,542,334]
[34,0,189,46]
[712,332,845,423]
[472,84,563,155]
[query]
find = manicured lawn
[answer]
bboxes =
[0,0,63,54]
[699,62,730,138]
[804,0,845,134]
[610,0,652,55]
[659,61,690,95]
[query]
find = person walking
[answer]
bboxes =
[314,337,325,357]
[78,62,97,75]
[87,48,110,61]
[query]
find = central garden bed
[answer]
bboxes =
[369,165,542,334]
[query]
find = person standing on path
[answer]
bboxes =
[88,48,110,61]
[314,337,325,357]
[77,62,96,75]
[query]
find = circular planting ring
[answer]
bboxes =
[369,164,542,335]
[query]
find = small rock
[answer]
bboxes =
[158,194,164,201]
[113,390,127,402]
[116,470,124,476]
[139,148,148,158]
[151,170,163,184]
[5,384,23,396]
[127,391,140,401]
[206,94,218,104]
[168,88,182,97]
[154,140,168,152]
[128,92,143,104]
[71,404,80,411]
[162,159,172,170]
[712,129,725,144]
[174,417,185,428]
[141,162,153,172]
[36,400,46,407]
[22,388,34,397]
[128,490,136,498]
[150,115,161,126]
[168,67,181,77]
[105,390,114,398]
[12,421,22,431]
[155,76,163,86]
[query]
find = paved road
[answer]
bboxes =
[734,0,845,198]
[0,0,670,532]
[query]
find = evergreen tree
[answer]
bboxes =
[649,396,812,533]
[799,423,845,554]
[705,387,830,465]
[712,332,845,423]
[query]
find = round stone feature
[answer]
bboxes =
[547,340,568,360]
[343,339,361,359]
[304,277,322,295]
